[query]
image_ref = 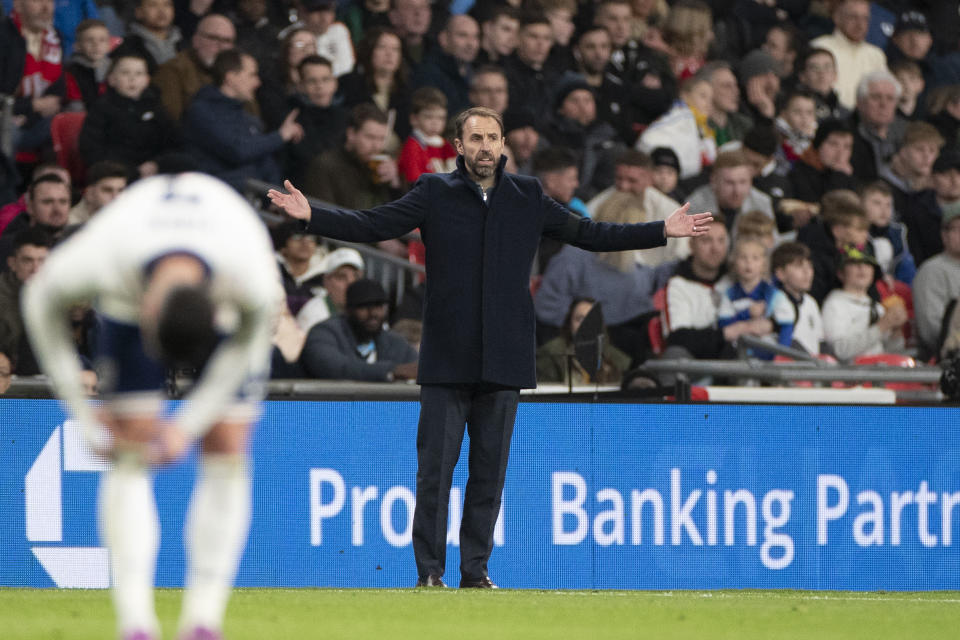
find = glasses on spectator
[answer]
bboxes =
[474,86,507,94]
[198,31,236,45]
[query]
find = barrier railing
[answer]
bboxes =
[245,178,425,308]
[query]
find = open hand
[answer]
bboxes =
[267,180,311,221]
[665,202,713,238]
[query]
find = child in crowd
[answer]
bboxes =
[862,180,915,340]
[64,20,112,110]
[718,236,796,356]
[771,242,824,355]
[862,181,916,285]
[890,59,925,120]
[774,89,818,173]
[798,189,875,303]
[78,53,179,177]
[397,87,457,184]
[734,210,777,251]
[821,246,908,361]
[638,72,717,180]
[650,146,683,200]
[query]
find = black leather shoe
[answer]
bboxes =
[459,575,498,589]
[415,575,447,587]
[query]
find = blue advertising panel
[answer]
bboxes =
[2,398,959,590]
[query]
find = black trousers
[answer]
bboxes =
[411,383,520,581]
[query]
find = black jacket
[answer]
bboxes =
[411,49,472,116]
[300,313,418,381]
[78,86,179,168]
[284,94,350,184]
[182,85,283,191]
[301,156,668,388]
[788,156,858,203]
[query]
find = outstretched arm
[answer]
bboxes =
[267,178,427,242]
[664,202,713,238]
[542,191,713,252]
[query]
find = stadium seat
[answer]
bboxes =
[50,111,87,186]
[852,353,930,391]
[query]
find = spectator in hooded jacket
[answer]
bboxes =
[63,19,111,110]
[182,49,304,191]
[78,53,179,177]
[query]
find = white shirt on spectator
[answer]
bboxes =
[821,288,901,361]
[316,22,355,77]
[810,31,886,110]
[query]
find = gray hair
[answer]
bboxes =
[856,70,903,103]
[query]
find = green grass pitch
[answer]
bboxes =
[2,588,959,639]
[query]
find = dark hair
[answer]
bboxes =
[770,241,811,272]
[107,51,150,75]
[297,54,334,77]
[410,86,447,114]
[28,174,68,200]
[813,118,854,149]
[155,285,218,368]
[454,106,504,140]
[12,227,53,253]
[349,103,389,130]
[519,10,550,30]
[280,28,315,85]
[355,27,408,95]
[85,161,129,185]
[533,146,579,176]
[860,180,893,198]
[776,87,816,114]
[561,297,596,342]
[471,64,507,83]
[211,49,246,86]
[800,47,836,71]
[75,18,108,38]
[614,149,653,169]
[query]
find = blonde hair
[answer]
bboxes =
[730,235,770,275]
[734,210,775,239]
[663,0,713,57]
[594,192,648,272]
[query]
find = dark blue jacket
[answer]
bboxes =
[182,85,283,191]
[300,314,418,382]
[411,50,472,116]
[303,156,668,388]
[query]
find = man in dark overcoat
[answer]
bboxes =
[268,106,712,588]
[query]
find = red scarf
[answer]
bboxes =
[12,12,63,98]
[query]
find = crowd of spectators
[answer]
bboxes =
[2,0,960,390]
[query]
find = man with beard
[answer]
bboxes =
[0,174,70,268]
[300,278,417,381]
[268,105,711,590]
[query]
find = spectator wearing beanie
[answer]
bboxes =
[503,108,546,177]
[540,76,623,200]
[740,126,794,233]
[737,49,780,126]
